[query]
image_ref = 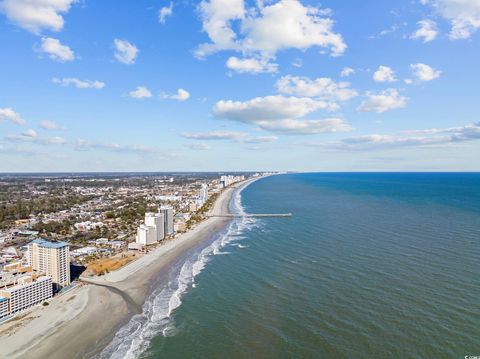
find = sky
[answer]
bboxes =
[0,0,479,172]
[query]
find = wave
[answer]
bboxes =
[98,181,257,359]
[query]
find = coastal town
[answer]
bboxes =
[0,173,260,321]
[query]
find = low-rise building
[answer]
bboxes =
[0,275,53,318]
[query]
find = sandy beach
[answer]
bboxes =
[0,178,256,359]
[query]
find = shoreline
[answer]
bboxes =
[0,176,261,359]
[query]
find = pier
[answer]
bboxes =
[208,213,292,218]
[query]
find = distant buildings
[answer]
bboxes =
[220,175,245,188]
[27,239,71,290]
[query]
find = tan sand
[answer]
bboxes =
[0,177,258,359]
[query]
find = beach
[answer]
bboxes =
[0,178,254,359]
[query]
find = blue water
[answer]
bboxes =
[104,173,480,359]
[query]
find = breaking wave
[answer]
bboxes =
[98,181,257,359]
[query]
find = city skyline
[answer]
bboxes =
[1,0,479,172]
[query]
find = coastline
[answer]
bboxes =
[0,176,260,359]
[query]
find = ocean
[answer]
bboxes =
[100,173,480,359]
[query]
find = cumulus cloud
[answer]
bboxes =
[411,19,438,42]
[373,65,396,82]
[226,56,278,74]
[39,37,75,62]
[39,120,60,129]
[52,77,105,89]
[159,2,173,24]
[275,75,357,102]
[161,88,190,101]
[422,0,480,39]
[357,89,407,113]
[410,63,441,81]
[113,39,138,64]
[340,67,355,77]
[196,0,346,65]
[0,108,26,126]
[0,0,77,34]
[213,95,351,135]
[129,86,152,99]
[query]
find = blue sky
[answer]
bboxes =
[0,0,479,172]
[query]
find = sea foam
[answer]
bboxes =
[98,181,256,359]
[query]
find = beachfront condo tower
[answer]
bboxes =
[159,205,174,235]
[145,212,165,241]
[27,239,71,291]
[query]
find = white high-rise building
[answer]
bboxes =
[136,225,156,245]
[199,183,208,204]
[145,212,165,242]
[159,205,174,235]
[27,239,70,290]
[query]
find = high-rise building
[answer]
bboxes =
[145,212,165,241]
[136,225,156,245]
[27,239,70,290]
[198,183,208,206]
[159,205,174,235]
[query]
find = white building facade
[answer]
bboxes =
[145,212,165,242]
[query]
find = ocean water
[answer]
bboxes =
[102,173,480,359]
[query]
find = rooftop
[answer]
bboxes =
[30,238,70,249]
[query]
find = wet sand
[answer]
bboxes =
[0,179,253,359]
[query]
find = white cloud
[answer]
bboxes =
[411,19,438,42]
[6,132,66,145]
[326,121,480,150]
[39,120,59,129]
[189,143,210,150]
[357,89,407,113]
[39,37,75,62]
[196,0,346,61]
[243,135,278,143]
[340,67,355,77]
[292,58,303,68]
[213,95,351,135]
[113,39,138,64]
[162,88,191,101]
[23,128,38,138]
[373,65,396,82]
[422,0,480,39]
[0,108,26,126]
[0,0,77,34]
[129,86,152,99]
[159,2,173,24]
[275,75,357,102]
[226,56,278,74]
[410,63,441,81]
[52,77,105,89]
[181,131,278,143]
[182,130,248,141]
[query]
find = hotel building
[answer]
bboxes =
[0,275,53,318]
[145,212,165,241]
[27,239,71,290]
[136,225,157,246]
[159,205,174,235]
